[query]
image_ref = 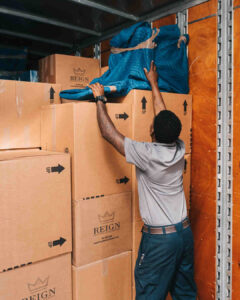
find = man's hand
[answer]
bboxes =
[144,61,158,87]
[89,83,105,98]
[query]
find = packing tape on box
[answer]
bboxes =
[51,106,57,151]
[2,127,11,149]
[102,259,108,276]
[0,80,5,94]
[15,82,24,117]
[24,125,31,148]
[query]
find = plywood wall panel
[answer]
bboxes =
[101,40,111,52]
[81,46,94,58]
[153,14,176,28]
[191,149,216,203]
[234,9,240,67]
[234,0,240,7]
[194,278,215,300]
[101,51,111,67]
[190,210,216,290]
[188,17,217,73]
[192,114,216,152]
[188,0,217,23]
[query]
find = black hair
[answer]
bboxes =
[153,110,182,143]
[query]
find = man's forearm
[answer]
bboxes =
[151,82,166,115]
[96,101,125,155]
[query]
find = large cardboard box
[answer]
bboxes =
[117,90,192,154]
[41,102,132,200]
[73,192,132,267]
[0,253,72,300]
[39,54,100,90]
[72,251,132,300]
[0,150,72,272]
[0,80,61,150]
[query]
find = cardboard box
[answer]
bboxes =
[39,54,100,90]
[0,80,61,150]
[72,192,132,267]
[117,90,192,154]
[72,251,132,300]
[133,153,191,222]
[41,102,132,200]
[0,253,72,300]
[101,66,109,75]
[0,150,72,272]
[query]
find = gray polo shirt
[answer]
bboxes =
[124,137,187,226]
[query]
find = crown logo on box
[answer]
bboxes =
[28,277,49,293]
[73,68,86,75]
[98,211,115,224]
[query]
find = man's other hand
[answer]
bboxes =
[89,83,104,98]
[144,61,158,87]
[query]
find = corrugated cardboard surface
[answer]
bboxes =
[72,192,132,267]
[39,54,100,90]
[0,150,72,271]
[0,253,72,300]
[117,90,192,154]
[41,102,132,200]
[0,80,61,150]
[72,251,132,300]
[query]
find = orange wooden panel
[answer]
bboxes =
[190,210,216,289]
[101,51,110,67]
[194,277,215,300]
[153,14,176,28]
[234,9,240,67]
[81,46,94,57]
[192,111,217,152]
[188,0,217,23]
[233,69,240,120]
[191,149,216,199]
[233,121,240,193]
[232,260,240,300]
[234,0,240,7]
[191,192,216,217]
[189,74,217,120]
[101,39,111,52]
[188,17,217,73]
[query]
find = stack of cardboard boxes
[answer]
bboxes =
[0,82,72,299]
[0,54,192,300]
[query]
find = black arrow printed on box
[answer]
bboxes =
[49,87,55,100]
[183,100,188,115]
[46,164,65,174]
[116,176,129,184]
[48,237,66,248]
[141,97,147,114]
[115,112,129,120]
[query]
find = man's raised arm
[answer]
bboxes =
[144,61,166,116]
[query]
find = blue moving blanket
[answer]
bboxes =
[60,22,189,100]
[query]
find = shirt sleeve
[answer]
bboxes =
[124,137,151,171]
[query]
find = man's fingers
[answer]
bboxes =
[150,60,154,70]
[143,68,148,74]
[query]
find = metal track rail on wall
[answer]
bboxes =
[217,0,233,299]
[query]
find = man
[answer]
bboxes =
[89,61,197,300]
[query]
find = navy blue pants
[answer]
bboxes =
[135,220,197,300]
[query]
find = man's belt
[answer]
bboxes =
[142,218,190,235]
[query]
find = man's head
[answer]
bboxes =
[152,110,182,143]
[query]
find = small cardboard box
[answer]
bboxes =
[72,192,132,267]
[0,253,72,300]
[72,251,132,300]
[0,150,72,272]
[39,54,100,90]
[41,102,132,200]
[0,80,61,150]
[117,90,192,154]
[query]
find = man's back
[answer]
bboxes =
[124,137,187,226]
